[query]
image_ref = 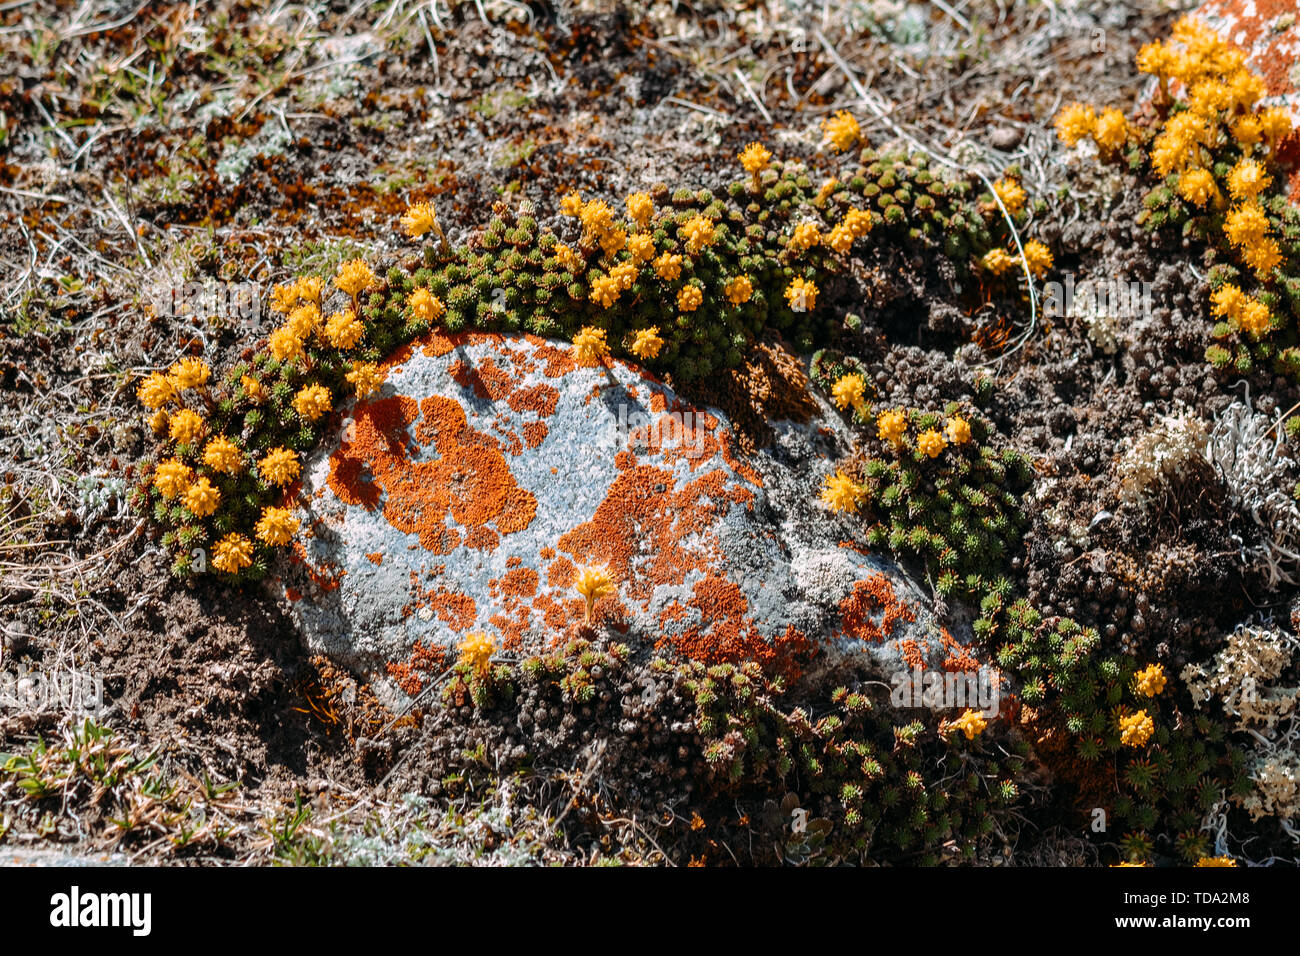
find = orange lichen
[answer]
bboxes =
[836,574,917,645]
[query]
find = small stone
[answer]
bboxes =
[989,127,1022,150]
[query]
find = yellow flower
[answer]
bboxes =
[788,222,821,255]
[168,357,211,390]
[653,252,682,281]
[739,141,771,177]
[169,408,205,446]
[1093,108,1130,153]
[1133,663,1167,698]
[916,428,946,459]
[1227,71,1266,112]
[1119,709,1155,747]
[212,533,253,574]
[346,361,386,399]
[877,409,907,446]
[270,282,299,315]
[409,288,445,323]
[627,233,656,264]
[458,631,495,674]
[554,243,584,272]
[677,285,703,312]
[137,372,178,409]
[610,261,639,291]
[944,416,972,445]
[588,275,622,309]
[203,436,243,475]
[1231,114,1263,150]
[259,447,300,487]
[981,248,1017,276]
[1238,299,1272,337]
[949,709,987,740]
[335,259,376,297]
[183,476,220,517]
[992,177,1026,216]
[599,226,627,257]
[626,192,654,228]
[153,459,192,499]
[724,275,753,305]
[255,506,299,547]
[1054,103,1096,146]
[241,375,268,404]
[287,303,320,339]
[827,224,854,255]
[295,276,323,305]
[681,216,716,255]
[572,326,609,367]
[1194,856,1237,867]
[1259,107,1293,150]
[1111,861,1150,868]
[784,277,817,312]
[560,191,584,217]
[1227,158,1271,201]
[1136,39,1175,80]
[293,384,332,422]
[324,309,366,349]
[830,373,867,412]
[574,565,615,621]
[819,470,861,512]
[1023,240,1053,278]
[400,202,438,238]
[1210,284,1246,319]
[1242,240,1283,278]
[822,110,861,151]
[578,199,615,241]
[843,208,872,238]
[1177,167,1218,207]
[268,326,305,364]
[149,409,169,435]
[630,326,664,361]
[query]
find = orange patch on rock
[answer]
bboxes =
[837,574,917,645]
[327,392,536,556]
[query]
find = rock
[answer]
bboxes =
[2,622,28,654]
[989,127,1022,151]
[277,331,987,704]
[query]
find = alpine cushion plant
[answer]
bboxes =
[132,120,1049,578]
[1055,15,1300,379]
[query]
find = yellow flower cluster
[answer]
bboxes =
[626,192,654,229]
[572,326,609,366]
[739,141,771,178]
[1119,709,1155,747]
[949,709,987,740]
[819,470,861,513]
[830,373,868,414]
[409,288,446,324]
[400,201,440,239]
[1194,856,1237,867]
[458,631,495,674]
[653,252,682,281]
[1210,283,1272,338]
[212,533,253,574]
[1133,663,1167,698]
[992,177,1026,216]
[292,384,332,422]
[678,285,703,312]
[916,428,946,459]
[255,506,299,546]
[553,243,584,272]
[724,275,753,305]
[259,447,300,487]
[1223,201,1282,277]
[630,326,664,361]
[822,110,861,151]
[335,259,377,298]
[346,361,386,399]
[877,409,907,446]
[681,215,716,255]
[574,565,615,621]
[788,222,821,254]
[784,277,818,312]
[324,309,366,349]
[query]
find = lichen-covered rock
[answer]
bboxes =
[278,331,982,703]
